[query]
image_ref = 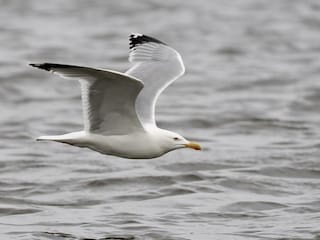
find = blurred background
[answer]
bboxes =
[1,0,320,239]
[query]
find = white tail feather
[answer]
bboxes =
[36,131,87,145]
[37,135,64,141]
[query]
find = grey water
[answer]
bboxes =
[1,0,320,239]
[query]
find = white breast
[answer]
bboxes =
[85,131,166,159]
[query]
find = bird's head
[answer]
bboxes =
[159,130,201,152]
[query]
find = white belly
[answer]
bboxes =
[85,132,165,159]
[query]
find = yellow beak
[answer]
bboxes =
[185,142,201,150]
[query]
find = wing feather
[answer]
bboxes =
[30,63,145,135]
[126,34,185,126]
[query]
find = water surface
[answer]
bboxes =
[1,0,320,239]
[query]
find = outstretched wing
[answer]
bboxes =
[30,63,145,135]
[125,33,185,126]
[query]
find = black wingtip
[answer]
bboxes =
[129,33,166,49]
[29,63,52,71]
[29,63,73,71]
[29,63,40,68]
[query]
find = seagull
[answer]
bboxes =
[30,33,201,159]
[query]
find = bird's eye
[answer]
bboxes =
[173,137,180,141]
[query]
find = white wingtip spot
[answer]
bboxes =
[131,33,143,38]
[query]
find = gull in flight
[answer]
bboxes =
[30,33,201,159]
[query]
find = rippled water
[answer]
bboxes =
[1,0,320,239]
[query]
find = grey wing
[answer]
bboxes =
[30,63,145,135]
[125,33,185,126]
